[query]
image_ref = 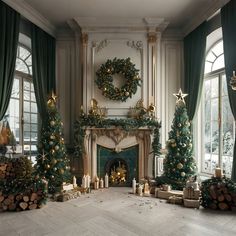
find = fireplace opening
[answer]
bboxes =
[97,145,138,186]
[105,158,129,186]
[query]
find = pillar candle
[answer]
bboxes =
[85,175,88,188]
[82,175,86,188]
[94,177,99,190]
[138,185,143,196]
[215,167,222,178]
[105,173,109,188]
[87,175,91,189]
[73,176,77,188]
[132,178,136,194]
[100,178,104,188]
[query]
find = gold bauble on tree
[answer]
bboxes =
[177,163,183,169]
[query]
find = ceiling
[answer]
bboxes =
[5,0,230,34]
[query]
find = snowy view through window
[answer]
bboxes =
[6,45,38,162]
[202,40,235,176]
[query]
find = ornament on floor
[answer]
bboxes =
[95,57,141,102]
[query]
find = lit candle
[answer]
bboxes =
[132,178,136,194]
[215,167,222,178]
[233,71,235,77]
[105,173,109,188]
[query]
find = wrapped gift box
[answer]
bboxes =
[183,187,200,200]
[156,189,183,199]
[167,195,183,205]
[184,199,200,209]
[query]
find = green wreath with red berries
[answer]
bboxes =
[95,58,141,102]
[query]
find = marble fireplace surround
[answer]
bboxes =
[82,128,152,182]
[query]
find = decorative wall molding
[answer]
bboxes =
[92,39,110,53]
[126,40,143,53]
[3,0,56,37]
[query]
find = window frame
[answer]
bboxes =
[199,39,235,177]
[7,44,38,161]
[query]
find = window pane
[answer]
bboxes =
[24,81,30,90]
[31,113,37,123]
[24,101,30,112]
[31,124,37,132]
[24,123,31,132]
[19,46,30,60]
[212,41,224,56]
[222,74,228,96]
[24,90,30,100]
[204,122,211,153]
[204,62,212,74]
[212,54,225,71]
[12,78,19,98]
[31,102,37,113]
[211,121,219,154]
[31,92,36,102]
[206,52,216,62]
[15,58,28,74]
[25,55,32,65]
[211,98,218,121]
[24,112,30,123]
[211,78,218,98]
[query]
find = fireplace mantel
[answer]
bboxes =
[83,127,153,181]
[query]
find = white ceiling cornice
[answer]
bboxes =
[183,0,230,36]
[73,17,169,33]
[3,0,56,37]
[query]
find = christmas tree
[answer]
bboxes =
[35,92,71,194]
[159,89,196,190]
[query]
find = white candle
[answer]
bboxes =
[87,175,91,189]
[100,178,104,188]
[132,178,136,194]
[105,173,109,188]
[82,175,86,188]
[73,176,77,188]
[138,185,143,196]
[94,177,99,190]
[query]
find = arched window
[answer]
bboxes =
[6,44,38,162]
[201,39,235,176]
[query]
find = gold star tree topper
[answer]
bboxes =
[173,89,188,103]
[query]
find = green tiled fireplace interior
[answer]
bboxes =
[97,145,139,186]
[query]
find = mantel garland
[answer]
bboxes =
[74,115,161,160]
[95,58,141,102]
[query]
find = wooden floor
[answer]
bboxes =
[0,187,236,236]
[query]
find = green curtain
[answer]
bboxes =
[0,2,20,121]
[183,22,207,121]
[31,25,56,122]
[221,0,236,182]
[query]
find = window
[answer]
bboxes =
[201,40,235,176]
[6,45,38,162]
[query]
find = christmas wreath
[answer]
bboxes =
[95,58,141,102]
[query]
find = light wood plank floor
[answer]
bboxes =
[0,187,236,236]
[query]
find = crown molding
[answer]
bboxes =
[73,17,169,33]
[183,0,230,36]
[3,0,56,37]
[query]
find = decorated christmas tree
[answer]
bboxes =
[35,92,71,194]
[158,89,196,190]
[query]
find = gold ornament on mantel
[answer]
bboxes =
[173,89,188,103]
[230,71,236,90]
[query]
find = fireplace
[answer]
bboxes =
[82,127,153,182]
[97,145,138,186]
